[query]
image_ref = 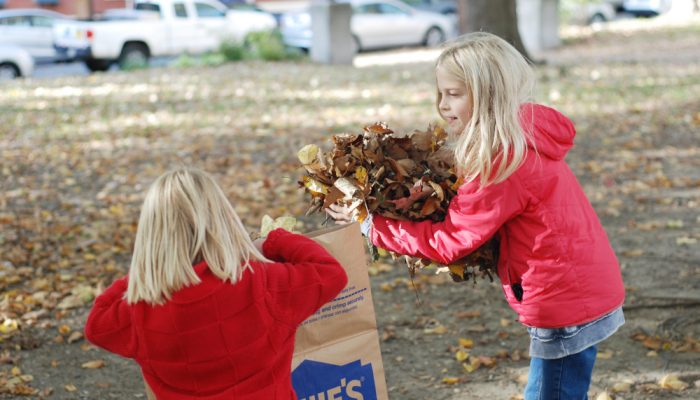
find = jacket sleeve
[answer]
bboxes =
[262,228,348,326]
[370,176,529,265]
[84,276,137,358]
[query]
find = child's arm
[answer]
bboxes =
[84,276,137,358]
[371,177,528,265]
[261,228,348,325]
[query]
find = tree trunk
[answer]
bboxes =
[456,0,531,61]
[694,0,699,13]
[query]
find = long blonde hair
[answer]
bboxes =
[436,32,535,187]
[127,167,268,304]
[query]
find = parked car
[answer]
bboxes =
[53,0,277,72]
[562,1,617,25]
[399,0,456,15]
[98,8,162,21]
[0,44,34,81]
[280,0,455,52]
[623,0,672,17]
[0,8,72,63]
[221,0,283,25]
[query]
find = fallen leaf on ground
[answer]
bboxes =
[595,391,613,400]
[659,374,688,390]
[81,360,105,369]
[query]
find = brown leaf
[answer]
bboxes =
[420,197,440,217]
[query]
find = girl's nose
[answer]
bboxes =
[439,97,449,111]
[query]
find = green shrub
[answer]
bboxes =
[219,38,247,61]
[173,30,303,69]
[245,29,302,61]
[200,52,226,66]
[173,54,198,68]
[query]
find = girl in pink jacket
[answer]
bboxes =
[329,32,625,399]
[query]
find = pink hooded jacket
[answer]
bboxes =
[370,103,625,328]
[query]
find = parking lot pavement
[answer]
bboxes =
[27,49,440,80]
[33,61,91,79]
[31,56,174,79]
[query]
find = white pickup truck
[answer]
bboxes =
[53,0,276,71]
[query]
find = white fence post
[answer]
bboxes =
[310,0,354,65]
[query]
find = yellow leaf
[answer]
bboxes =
[622,249,644,257]
[301,176,328,196]
[109,204,124,216]
[462,358,480,373]
[58,324,71,335]
[64,384,77,392]
[67,331,84,344]
[455,350,469,362]
[611,382,632,392]
[596,349,614,359]
[676,236,697,246]
[81,360,105,369]
[595,392,613,400]
[11,367,21,376]
[297,144,320,165]
[458,338,473,349]
[355,166,368,186]
[447,264,465,278]
[659,374,688,390]
[0,319,19,334]
[424,325,447,335]
[442,377,460,385]
[260,215,297,238]
[666,219,683,229]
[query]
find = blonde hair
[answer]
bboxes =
[127,167,268,304]
[436,32,535,187]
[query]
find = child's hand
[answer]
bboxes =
[326,203,354,224]
[253,238,266,253]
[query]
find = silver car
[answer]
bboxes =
[281,0,455,52]
[0,8,71,62]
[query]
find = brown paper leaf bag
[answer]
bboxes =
[291,222,389,400]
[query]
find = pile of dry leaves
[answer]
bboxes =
[298,122,498,283]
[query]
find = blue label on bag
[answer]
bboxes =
[292,359,376,400]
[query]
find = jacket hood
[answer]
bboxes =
[519,103,575,161]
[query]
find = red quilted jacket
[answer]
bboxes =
[371,103,624,328]
[85,228,347,399]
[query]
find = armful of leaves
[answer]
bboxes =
[298,122,499,284]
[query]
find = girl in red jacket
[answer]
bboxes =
[86,168,347,400]
[329,32,625,399]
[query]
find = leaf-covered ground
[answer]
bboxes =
[1,18,699,400]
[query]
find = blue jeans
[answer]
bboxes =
[524,345,597,400]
